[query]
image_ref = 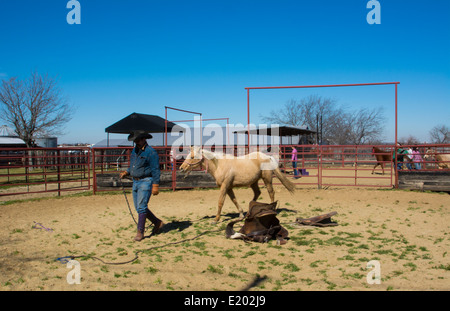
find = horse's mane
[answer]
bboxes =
[201,149,227,160]
[200,149,272,160]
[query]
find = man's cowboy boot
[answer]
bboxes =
[134,213,147,241]
[152,219,165,235]
[145,208,164,235]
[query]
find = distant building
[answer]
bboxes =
[0,125,26,148]
[35,137,58,148]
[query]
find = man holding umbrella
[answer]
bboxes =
[120,130,164,241]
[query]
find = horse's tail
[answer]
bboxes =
[273,167,296,194]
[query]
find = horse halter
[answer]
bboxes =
[186,157,204,167]
[184,151,209,173]
[185,151,204,167]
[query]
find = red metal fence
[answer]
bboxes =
[0,147,91,197]
[1,144,448,198]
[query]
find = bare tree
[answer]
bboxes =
[261,99,304,126]
[429,124,449,144]
[0,72,74,147]
[344,107,385,145]
[399,135,421,145]
[262,95,345,143]
[261,95,386,145]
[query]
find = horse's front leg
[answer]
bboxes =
[371,163,378,174]
[215,182,230,223]
[227,188,244,220]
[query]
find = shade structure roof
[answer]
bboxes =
[0,137,27,146]
[232,125,315,136]
[105,112,178,134]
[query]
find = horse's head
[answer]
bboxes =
[423,148,436,160]
[179,146,204,175]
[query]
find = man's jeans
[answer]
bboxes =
[132,177,153,214]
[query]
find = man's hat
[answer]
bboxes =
[127,130,153,141]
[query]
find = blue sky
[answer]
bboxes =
[0,0,449,144]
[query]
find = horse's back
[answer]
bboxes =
[373,147,391,161]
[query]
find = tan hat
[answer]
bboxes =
[127,130,153,142]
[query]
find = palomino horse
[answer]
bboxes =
[180,147,296,223]
[423,148,450,169]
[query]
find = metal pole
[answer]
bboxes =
[165,106,202,147]
[165,106,168,149]
[316,114,319,144]
[245,82,400,90]
[87,148,91,191]
[247,88,250,152]
[320,114,323,145]
[395,84,399,188]
[92,149,97,195]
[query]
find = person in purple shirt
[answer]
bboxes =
[292,147,300,179]
[411,147,423,170]
[120,130,164,241]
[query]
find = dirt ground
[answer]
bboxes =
[0,184,449,291]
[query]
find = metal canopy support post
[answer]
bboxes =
[165,106,203,149]
[395,83,399,188]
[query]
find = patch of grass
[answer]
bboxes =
[432,264,450,271]
[116,248,127,256]
[221,249,235,259]
[174,255,183,262]
[242,251,257,258]
[284,263,300,272]
[309,260,326,268]
[145,266,158,274]
[206,264,224,274]
[403,262,417,271]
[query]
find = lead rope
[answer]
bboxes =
[57,175,226,265]
[64,226,224,265]
[119,176,153,230]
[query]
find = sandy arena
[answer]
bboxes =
[0,185,449,291]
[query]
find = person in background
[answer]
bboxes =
[405,147,413,170]
[292,147,300,179]
[411,147,423,170]
[394,143,408,170]
[120,130,164,241]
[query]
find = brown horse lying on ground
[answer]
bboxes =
[423,148,450,169]
[225,200,289,245]
[180,147,296,223]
